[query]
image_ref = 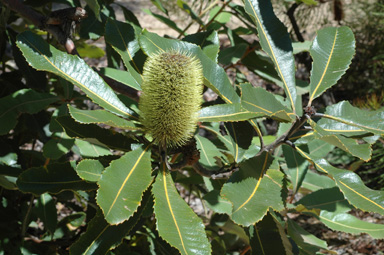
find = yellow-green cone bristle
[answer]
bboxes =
[139,51,203,148]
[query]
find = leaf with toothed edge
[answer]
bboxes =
[153,168,211,255]
[96,145,152,225]
[16,31,135,119]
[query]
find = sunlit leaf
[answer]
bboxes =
[221,152,284,226]
[308,27,355,104]
[244,0,297,112]
[16,31,135,119]
[198,103,258,122]
[76,159,104,182]
[195,135,222,171]
[153,169,211,255]
[203,190,232,214]
[183,31,220,62]
[99,67,141,91]
[43,132,75,160]
[75,139,112,158]
[97,145,152,225]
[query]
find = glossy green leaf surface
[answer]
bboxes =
[282,145,309,194]
[35,193,57,235]
[195,135,222,171]
[16,31,135,119]
[203,190,232,214]
[309,119,372,161]
[300,170,336,192]
[296,149,384,215]
[153,169,211,255]
[0,89,58,135]
[319,101,384,136]
[97,145,152,224]
[70,190,151,255]
[308,27,355,104]
[56,116,135,151]
[241,83,294,122]
[244,0,297,112]
[249,213,293,255]
[68,105,139,130]
[183,31,220,62]
[99,67,141,91]
[16,162,97,195]
[221,152,284,226]
[75,139,112,158]
[287,219,328,255]
[43,132,75,160]
[76,159,104,182]
[318,211,384,239]
[139,30,240,104]
[198,103,258,122]
[104,18,143,86]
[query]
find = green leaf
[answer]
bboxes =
[249,213,293,255]
[139,30,240,104]
[295,187,352,213]
[70,190,151,255]
[221,152,284,226]
[35,193,57,235]
[209,6,232,24]
[84,0,100,20]
[79,5,108,40]
[68,105,139,130]
[153,169,211,255]
[43,132,75,160]
[76,41,105,58]
[241,83,295,122]
[75,139,112,158]
[0,89,58,135]
[176,0,204,26]
[244,0,297,112]
[96,145,152,225]
[287,219,328,255]
[296,149,384,215]
[16,31,135,119]
[218,43,247,65]
[224,121,254,163]
[56,116,135,151]
[203,190,232,214]
[319,101,384,136]
[105,18,143,86]
[16,162,97,195]
[292,41,312,54]
[309,119,372,161]
[76,159,104,182]
[318,211,384,239]
[183,31,220,62]
[143,9,184,34]
[195,135,222,171]
[300,170,336,192]
[99,67,141,91]
[150,0,168,15]
[308,27,355,104]
[282,145,309,194]
[198,103,258,122]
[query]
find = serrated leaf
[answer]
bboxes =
[287,219,328,255]
[248,212,293,255]
[308,27,355,104]
[295,187,352,213]
[56,116,135,151]
[97,145,152,225]
[198,103,258,122]
[105,18,143,86]
[282,145,309,194]
[16,31,135,119]
[195,135,222,171]
[16,162,97,195]
[0,89,58,135]
[296,149,384,215]
[35,193,57,235]
[153,169,211,255]
[244,0,297,112]
[99,67,141,91]
[76,159,104,182]
[70,190,151,255]
[241,83,295,122]
[309,119,372,161]
[319,101,384,136]
[139,30,240,104]
[318,211,384,239]
[221,152,284,226]
[68,105,139,130]
[224,121,254,163]
[75,139,112,158]
[203,190,232,214]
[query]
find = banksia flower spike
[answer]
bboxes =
[139,50,203,148]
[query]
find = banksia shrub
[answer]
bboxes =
[139,51,203,148]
